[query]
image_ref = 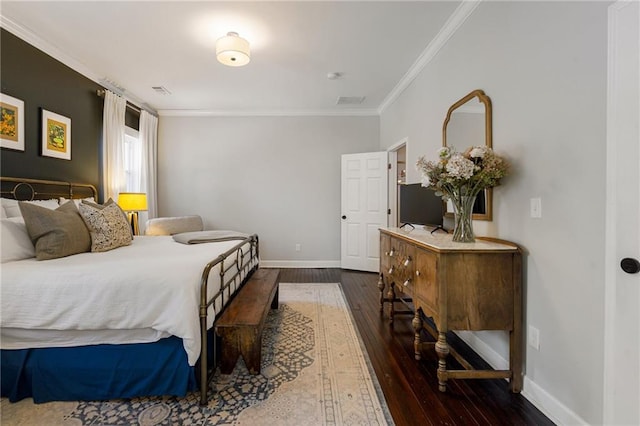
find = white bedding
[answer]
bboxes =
[0,235,257,365]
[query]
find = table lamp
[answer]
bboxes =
[117,192,148,235]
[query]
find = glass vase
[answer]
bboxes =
[451,194,476,243]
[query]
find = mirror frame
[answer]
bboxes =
[442,89,493,221]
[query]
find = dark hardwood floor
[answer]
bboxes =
[278,268,554,426]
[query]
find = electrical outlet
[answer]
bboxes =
[530,198,542,218]
[295,244,301,252]
[528,326,540,350]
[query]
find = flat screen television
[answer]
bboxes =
[399,183,444,228]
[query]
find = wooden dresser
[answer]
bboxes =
[378,227,523,393]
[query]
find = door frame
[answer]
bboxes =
[387,138,408,229]
[603,1,639,423]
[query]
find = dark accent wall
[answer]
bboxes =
[0,29,103,191]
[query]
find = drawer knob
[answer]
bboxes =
[415,270,421,277]
[388,249,395,257]
[403,278,411,287]
[388,266,395,274]
[403,257,412,267]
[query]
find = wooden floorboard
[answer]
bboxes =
[278,268,555,426]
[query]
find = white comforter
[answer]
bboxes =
[0,236,255,365]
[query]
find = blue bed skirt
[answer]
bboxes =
[1,336,197,403]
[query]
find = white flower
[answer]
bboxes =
[438,147,451,159]
[445,153,476,179]
[469,146,486,158]
[416,145,509,199]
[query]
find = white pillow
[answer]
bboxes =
[1,217,36,262]
[59,197,96,207]
[1,199,20,218]
[1,198,60,218]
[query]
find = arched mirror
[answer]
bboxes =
[442,89,493,221]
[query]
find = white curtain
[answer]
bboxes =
[140,110,158,219]
[102,90,127,201]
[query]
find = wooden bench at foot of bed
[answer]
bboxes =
[215,268,280,374]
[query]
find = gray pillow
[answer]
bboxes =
[78,201,133,252]
[19,200,91,260]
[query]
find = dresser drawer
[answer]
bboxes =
[390,240,416,296]
[414,249,438,314]
[380,233,391,272]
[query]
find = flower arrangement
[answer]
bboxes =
[416,145,509,200]
[416,146,509,242]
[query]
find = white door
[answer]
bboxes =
[341,152,388,272]
[604,2,639,424]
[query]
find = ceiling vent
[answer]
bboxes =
[336,96,365,105]
[151,86,171,95]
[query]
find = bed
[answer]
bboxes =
[0,177,259,405]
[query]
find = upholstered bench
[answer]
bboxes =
[145,215,204,235]
[215,268,280,374]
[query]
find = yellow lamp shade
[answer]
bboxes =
[117,192,148,211]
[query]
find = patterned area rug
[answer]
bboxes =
[1,283,393,426]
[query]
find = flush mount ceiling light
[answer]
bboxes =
[216,32,250,67]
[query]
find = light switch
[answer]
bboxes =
[530,198,542,218]
[528,325,540,350]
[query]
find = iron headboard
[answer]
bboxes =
[0,177,98,201]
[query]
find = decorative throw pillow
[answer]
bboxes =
[78,201,133,252]
[19,200,91,260]
[81,198,133,239]
[1,217,36,262]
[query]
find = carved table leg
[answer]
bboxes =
[387,282,396,323]
[435,331,450,392]
[509,327,524,392]
[377,273,385,313]
[412,309,423,360]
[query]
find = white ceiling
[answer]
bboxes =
[0,1,463,115]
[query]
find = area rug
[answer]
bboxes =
[1,283,393,426]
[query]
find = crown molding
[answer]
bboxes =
[158,108,379,117]
[1,15,100,84]
[377,0,482,114]
[2,0,479,118]
[0,14,156,114]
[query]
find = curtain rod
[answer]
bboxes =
[96,88,143,115]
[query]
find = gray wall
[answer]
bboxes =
[380,2,608,424]
[158,115,379,265]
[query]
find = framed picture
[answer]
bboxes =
[41,109,71,160]
[0,93,25,151]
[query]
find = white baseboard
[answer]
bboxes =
[454,332,587,426]
[259,260,341,268]
[522,377,587,426]
[454,331,508,370]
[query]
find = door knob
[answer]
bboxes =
[341,215,347,220]
[620,258,640,274]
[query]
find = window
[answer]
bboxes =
[124,126,142,192]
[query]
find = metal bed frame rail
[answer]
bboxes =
[198,234,259,405]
